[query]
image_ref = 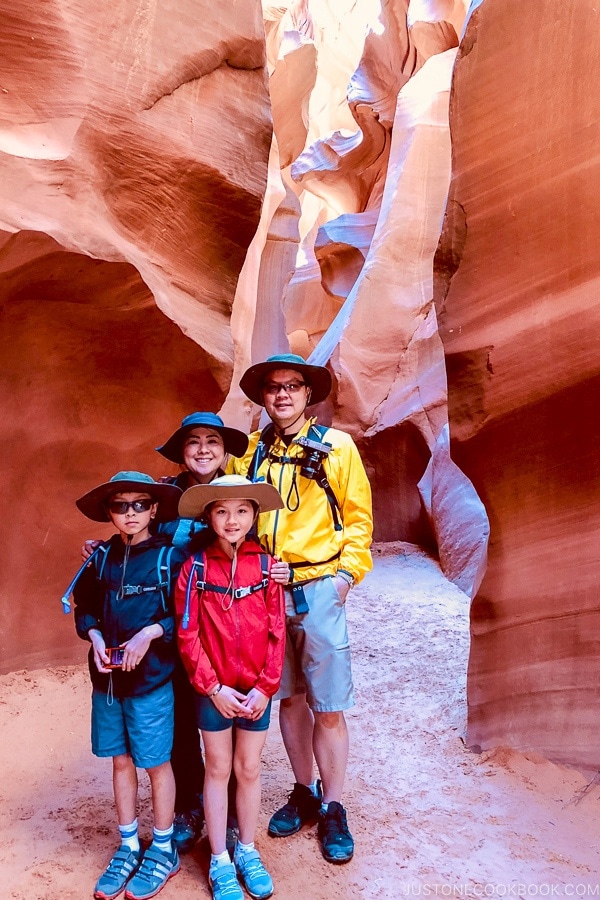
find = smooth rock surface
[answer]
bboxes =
[435,0,600,768]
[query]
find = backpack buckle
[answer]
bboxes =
[121,584,144,596]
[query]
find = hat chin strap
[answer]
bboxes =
[274,400,309,437]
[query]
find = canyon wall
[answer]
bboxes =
[0,0,272,671]
[0,1,492,680]
[436,0,600,768]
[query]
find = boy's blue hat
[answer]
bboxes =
[76,471,182,523]
[239,353,332,407]
[156,412,248,464]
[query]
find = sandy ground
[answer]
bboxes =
[2,543,600,899]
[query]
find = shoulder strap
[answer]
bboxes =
[308,423,329,442]
[247,423,276,482]
[95,543,111,580]
[182,551,205,630]
[306,424,342,532]
[156,544,175,613]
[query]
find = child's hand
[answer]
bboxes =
[270,558,290,585]
[81,539,102,562]
[89,630,111,673]
[211,685,252,719]
[242,687,269,720]
[120,624,163,671]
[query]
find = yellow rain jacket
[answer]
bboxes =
[229,418,373,584]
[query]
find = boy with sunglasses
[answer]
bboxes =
[73,472,187,900]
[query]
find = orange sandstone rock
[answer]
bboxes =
[436,0,600,768]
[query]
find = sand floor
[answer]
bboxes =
[2,543,600,899]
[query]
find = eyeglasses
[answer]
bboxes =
[262,381,306,395]
[107,499,154,514]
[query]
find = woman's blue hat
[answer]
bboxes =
[156,412,249,464]
[76,471,182,523]
[239,353,332,407]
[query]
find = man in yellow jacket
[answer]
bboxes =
[231,353,373,865]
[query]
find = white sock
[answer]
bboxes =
[320,801,329,814]
[235,840,255,859]
[211,850,231,869]
[151,825,173,854]
[310,780,320,797]
[119,819,140,852]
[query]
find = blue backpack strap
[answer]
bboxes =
[96,543,110,581]
[247,423,276,483]
[182,551,205,630]
[60,542,110,614]
[156,544,175,613]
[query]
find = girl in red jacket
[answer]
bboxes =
[175,476,285,900]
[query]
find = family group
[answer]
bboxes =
[69,354,374,900]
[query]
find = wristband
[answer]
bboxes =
[337,570,355,587]
[209,683,222,697]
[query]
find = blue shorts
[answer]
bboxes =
[91,680,174,769]
[276,575,355,713]
[195,693,272,732]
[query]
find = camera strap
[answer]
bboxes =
[247,422,342,530]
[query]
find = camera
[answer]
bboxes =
[295,435,332,481]
[106,647,125,668]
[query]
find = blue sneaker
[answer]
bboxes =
[209,861,243,900]
[94,846,141,899]
[124,846,180,899]
[234,848,273,899]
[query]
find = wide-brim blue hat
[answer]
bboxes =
[240,353,332,406]
[76,471,182,523]
[156,412,249,464]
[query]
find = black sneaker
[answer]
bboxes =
[172,809,203,854]
[268,780,322,837]
[317,801,354,863]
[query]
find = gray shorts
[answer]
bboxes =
[276,575,354,713]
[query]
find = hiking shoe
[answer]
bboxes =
[267,780,322,837]
[317,801,354,863]
[94,846,141,899]
[234,848,273,899]
[172,809,203,853]
[124,846,180,899]
[209,861,243,900]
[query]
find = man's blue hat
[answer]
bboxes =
[240,353,332,407]
[156,412,248,464]
[76,471,182,523]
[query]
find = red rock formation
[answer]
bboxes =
[0,0,271,672]
[436,0,600,768]
[0,233,222,673]
[1,0,490,680]
[0,0,271,376]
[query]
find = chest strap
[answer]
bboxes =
[120,582,168,597]
[181,552,270,630]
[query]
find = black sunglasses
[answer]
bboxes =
[107,499,154,515]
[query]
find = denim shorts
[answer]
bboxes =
[276,575,355,713]
[91,680,174,769]
[195,693,272,732]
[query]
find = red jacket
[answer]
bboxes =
[175,540,285,698]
